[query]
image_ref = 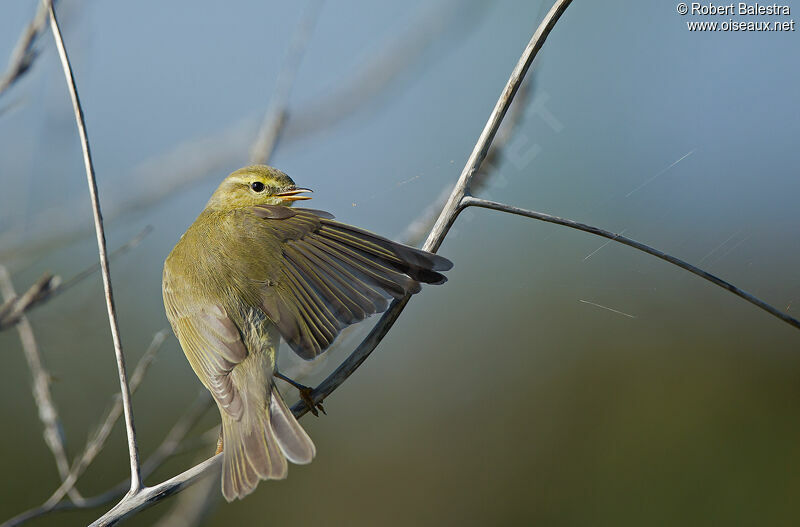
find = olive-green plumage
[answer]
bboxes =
[163,165,452,501]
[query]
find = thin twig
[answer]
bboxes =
[460,196,800,331]
[0,0,55,98]
[578,299,637,319]
[0,265,78,501]
[47,1,141,492]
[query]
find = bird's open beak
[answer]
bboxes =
[275,187,313,202]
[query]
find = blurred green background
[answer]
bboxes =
[1,1,799,525]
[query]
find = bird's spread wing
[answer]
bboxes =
[163,271,248,419]
[245,205,452,360]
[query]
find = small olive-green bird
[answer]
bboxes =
[163,165,452,501]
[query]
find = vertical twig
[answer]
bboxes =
[47,1,141,493]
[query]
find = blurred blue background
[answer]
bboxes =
[1,1,799,525]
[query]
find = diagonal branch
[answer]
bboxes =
[47,1,141,492]
[460,196,800,331]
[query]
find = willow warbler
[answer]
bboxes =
[163,165,452,501]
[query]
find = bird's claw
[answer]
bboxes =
[274,371,327,417]
[299,386,326,417]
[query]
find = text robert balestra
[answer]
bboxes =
[689,3,791,15]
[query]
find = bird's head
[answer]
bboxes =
[206,165,312,210]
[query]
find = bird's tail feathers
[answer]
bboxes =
[220,384,315,501]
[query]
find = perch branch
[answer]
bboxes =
[47,1,141,492]
[460,196,800,330]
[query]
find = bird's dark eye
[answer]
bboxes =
[250,182,265,192]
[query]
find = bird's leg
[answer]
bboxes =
[215,430,224,455]
[274,371,326,417]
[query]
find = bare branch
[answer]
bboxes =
[460,196,800,331]
[0,265,76,500]
[0,0,55,98]
[47,1,141,492]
